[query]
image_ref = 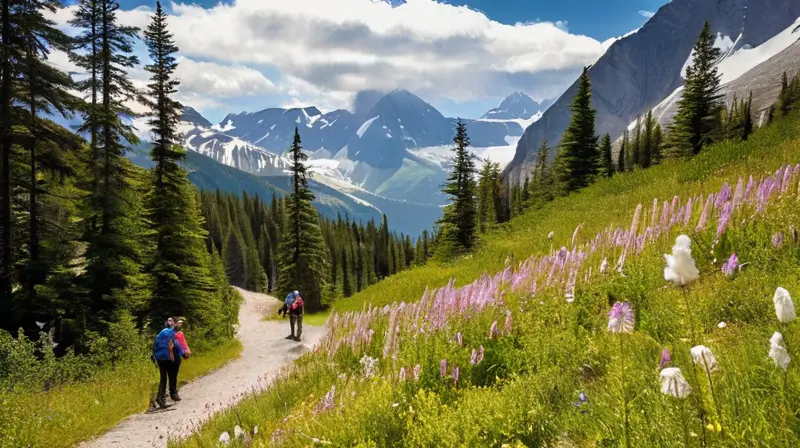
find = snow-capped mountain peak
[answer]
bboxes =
[480,92,553,121]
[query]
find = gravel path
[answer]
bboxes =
[78,288,326,448]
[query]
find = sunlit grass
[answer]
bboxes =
[0,338,242,448]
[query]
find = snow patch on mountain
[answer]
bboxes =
[357,116,379,138]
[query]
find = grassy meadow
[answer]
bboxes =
[170,112,800,447]
[0,338,242,448]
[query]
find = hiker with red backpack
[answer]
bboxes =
[278,290,304,341]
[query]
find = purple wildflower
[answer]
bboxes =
[659,348,671,369]
[413,364,421,382]
[504,311,513,334]
[440,359,447,377]
[697,194,714,230]
[716,202,733,240]
[456,332,463,347]
[398,367,406,382]
[600,257,608,273]
[715,182,731,209]
[721,253,738,276]
[489,321,499,339]
[452,367,459,385]
[607,301,635,334]
[314,384,336,414]
[773,232,785,248]
[470,348,478,365]
[572,391,588,406]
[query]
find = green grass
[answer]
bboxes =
[172,114,800,447]
[0,338,242,448]
[263,309,332,327]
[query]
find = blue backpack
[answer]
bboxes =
[284,292,297,308]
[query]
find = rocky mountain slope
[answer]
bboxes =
[504,0,800,182]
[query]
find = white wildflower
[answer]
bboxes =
[690,345,718,374]
[664,235,700,286]
[359,354,379,379]
[717,322,727,329]
[773,287,796,323]
[660,367,692,399]
[234,425,243,439]
[547,231,554,240]
[769,332,791,371]
[219,431,231,445]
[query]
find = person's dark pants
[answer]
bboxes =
[172,357,181,396]
[157,360,176,402]
[290,314,303,338]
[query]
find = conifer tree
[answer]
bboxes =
[642,110,656,168]
[631,117,642,168]
[0,0,17,322]
[276,128,327,311]
[652,122,663,163]
[142,1,216,328]
[72,0,152,328]
[617,130,628,173]
[600,133,613,177]
[477,161,500,232]
[528,140,553,207]
[666,21,723,158]
[552,67,599,194]
[437,119,478,255]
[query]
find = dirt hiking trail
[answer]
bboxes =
[78,288,326,448]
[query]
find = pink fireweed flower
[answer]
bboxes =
[716,202,733,240]
[773,232,785,248]
[504,310,513,334]
[489,320,499,339]
[715,182,731,209]
[600,257,608,273]
[659,348,671,369]
[683,197,693,226]
[452,367,460,385]
[477,345,485,364]
[697,194,714,230]
[470,348,478,365]
[314,384,336,414]
[721,253,738,276]
[440,359,447,377]
[607,301,635,334]
[732,177,744,208]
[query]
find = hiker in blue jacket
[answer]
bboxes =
[151,317,185,408]
[278,290,302,340]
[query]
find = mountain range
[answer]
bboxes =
[173,90,551,234]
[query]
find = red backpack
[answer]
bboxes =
[291,295,304,311]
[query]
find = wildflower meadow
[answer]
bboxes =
[172,115,800,447]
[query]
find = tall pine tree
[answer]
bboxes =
[142,2,216,330]
[437,119,477,255]
[276,128,326,311]
[553,67,599,194]
[666,21,723,158]
[600,134,613,177]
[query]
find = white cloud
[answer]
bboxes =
[639,10,655,18]
[48,0,612,113]
[175,57,277,97]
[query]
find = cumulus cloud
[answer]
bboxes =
[639,10,655,18]
[48,0,611,112]
[175,57,277,97]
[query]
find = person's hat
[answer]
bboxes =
[294,290,299,295]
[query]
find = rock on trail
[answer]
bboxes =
[77,288,325,448]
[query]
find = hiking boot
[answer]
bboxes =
[156,397,168,408]
[293,336,302,342]
[285,334,295,340]
[170,393,181,402]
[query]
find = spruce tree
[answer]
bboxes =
[642,110,656,168]
[617,130,628,173]
[437,119,478,254]
[276,128,327,312]
[552,67,599,194]
[222,228,246,287]
[666,21,723,158]
[72,0,151,329]
[142,1,216,329]
[0,0,17,323]
[528,139,553,207]
[652,123,663,163]
[477,162,497,233]
[600,134,613,177]
[631,117,642,168]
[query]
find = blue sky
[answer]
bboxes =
[54,0,668,124]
